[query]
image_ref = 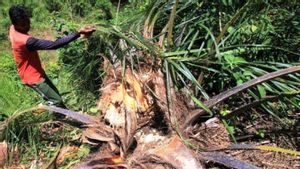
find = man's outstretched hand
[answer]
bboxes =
[78,25,96,35]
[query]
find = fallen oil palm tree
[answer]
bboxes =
[31,65,300,169]
[1,66,299,168]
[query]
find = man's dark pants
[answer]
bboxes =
[27,75,66,108]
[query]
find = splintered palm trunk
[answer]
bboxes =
[93,55,207,168]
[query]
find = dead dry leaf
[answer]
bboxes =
[71,155,126,169]
[0,141,7,167]
[8,165,26,169]
[82,127,114,143]
[56,146,79,166]
[151,136,204,169]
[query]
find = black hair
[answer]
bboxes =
[9,5,32,25]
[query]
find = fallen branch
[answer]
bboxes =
[185,66,300,126]
[39,105,116,145]
[38,105,98,125]
[224,90,300,119]
[208,143,300,156]
[200,152,260,169]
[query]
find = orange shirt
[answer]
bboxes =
[9,25,44,85]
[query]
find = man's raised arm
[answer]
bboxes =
[26,32,80,51]
[26,26,95,51]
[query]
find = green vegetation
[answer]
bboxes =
[0,0,300,168]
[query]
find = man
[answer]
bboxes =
[8,5,95,110]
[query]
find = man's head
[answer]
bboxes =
[9,5,32,33]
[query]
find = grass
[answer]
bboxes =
[0,55,38,116]
[0,68,90,167]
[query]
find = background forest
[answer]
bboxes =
[0,0,299,168]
